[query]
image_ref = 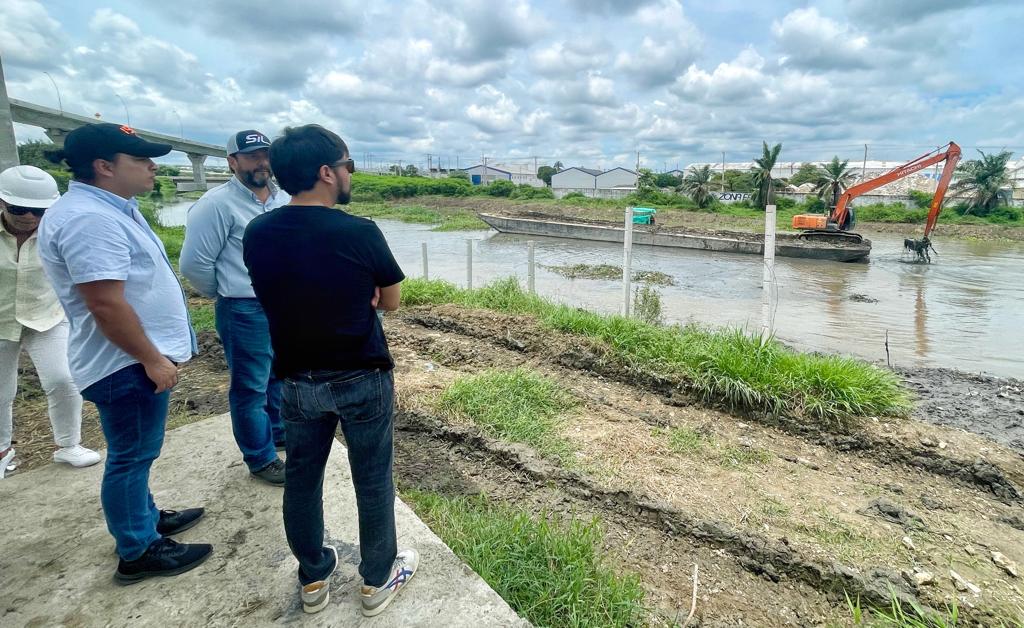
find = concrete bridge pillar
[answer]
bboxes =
[0,55,20,171]
[44,128,69,147]
[187,152,207,187]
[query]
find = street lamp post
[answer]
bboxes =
[115,94,130,126]
[171,109,183,139]
[42,72,63,115]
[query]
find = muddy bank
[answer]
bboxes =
[899,367,1024,457]
[411,196,1024,242]
[385,307,1024,624]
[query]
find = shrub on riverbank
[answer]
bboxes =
[402,277,911,426]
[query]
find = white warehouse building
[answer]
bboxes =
[462,163,544,187]
[551,167,637,199]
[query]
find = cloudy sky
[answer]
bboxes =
[2,0,1022,171]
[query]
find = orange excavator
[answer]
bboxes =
[792,141,962,262]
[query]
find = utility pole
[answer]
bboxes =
[482,154,487,184]
[721,151,726,192]
[861,144,868,183]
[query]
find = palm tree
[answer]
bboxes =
[553,161,564,172]
[751,141,782,209]
[814,156,857,210]
[680,164,714,208]
[951,150,1012,216]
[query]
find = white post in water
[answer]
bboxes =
[622,206,634,317]
[421,242,429,280]
[527,240,536,294]
[466,239,473,289]
[761,203,777,344]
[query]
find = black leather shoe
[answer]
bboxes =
[157,508,205,536]
[114,538,213,585]
[252,458,286,486]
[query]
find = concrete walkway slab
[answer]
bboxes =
[0,415,529,627]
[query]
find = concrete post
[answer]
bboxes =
[622,206,634,317]
[466,239,473,290]
[187,153,207,187]
[44,128,69,148]
[761,204,777,346]
[0,55,20,171]
[527,240,535,294]
[421,242,428,280]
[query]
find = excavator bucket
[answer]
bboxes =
[903,236,935,263]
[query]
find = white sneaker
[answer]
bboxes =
[360,549,419,617]
[300,545,338,614]
[53,445,101,468]
[0,448,15,479]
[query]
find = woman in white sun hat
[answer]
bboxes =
[0,164,100,477]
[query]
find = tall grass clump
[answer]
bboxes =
[403,277,911,426]
[402,492,646,628]
[438,368,576,459]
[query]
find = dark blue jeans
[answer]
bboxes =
[281,368,397,587]
[215,297,283,472]
[81,363,168,561]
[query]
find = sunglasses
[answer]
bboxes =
[331,158,356,174]
[5,205,46,217]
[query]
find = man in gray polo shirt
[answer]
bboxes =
[38,123,212,584]
[180,130,289,485]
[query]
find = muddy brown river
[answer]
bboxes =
[382,221,1024,379]
[159,202,1023,378]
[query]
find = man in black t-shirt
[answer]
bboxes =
[242,125,417,617]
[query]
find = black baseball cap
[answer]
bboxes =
[58,123,172,166]
[227,130,271,155]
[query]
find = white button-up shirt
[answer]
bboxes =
[0,217,65,342]
[37,181,196,390]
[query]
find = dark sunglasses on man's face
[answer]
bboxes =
[5,205,46,217]
[332,158,356,174]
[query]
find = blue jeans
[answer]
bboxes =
[215,297,283,472]
[81,363,167,561]
[281,368,397,587]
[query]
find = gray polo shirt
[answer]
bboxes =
[37,181,196,390]
[179,176,289,299]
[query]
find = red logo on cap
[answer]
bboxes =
[120,125,137,136]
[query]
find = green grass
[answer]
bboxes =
[402,491,646,627]
[346,202,489,231]
[404,277,911,427]
[438,368,576,460]
[665,426,707,454]
[155,225,185,267]
[188,302,215,333]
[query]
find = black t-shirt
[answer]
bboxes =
[242,205,405,379]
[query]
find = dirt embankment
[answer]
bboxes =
[9,305,1024,625]
[411,196,1024,242]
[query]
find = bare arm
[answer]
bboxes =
[76,280,178,392]
[376,282,401,312]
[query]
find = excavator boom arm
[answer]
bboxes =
[831,142,961,230]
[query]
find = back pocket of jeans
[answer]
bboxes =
[327,370,382,420]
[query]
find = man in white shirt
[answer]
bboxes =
[0,165,100,478]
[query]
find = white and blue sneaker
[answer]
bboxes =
[300,545,338,614]
[360,549,419,617]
